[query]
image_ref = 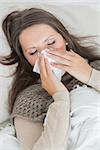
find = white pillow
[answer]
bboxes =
[0,123,20,150]
[0,2,99,123]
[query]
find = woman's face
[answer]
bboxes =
[19,24,66,66]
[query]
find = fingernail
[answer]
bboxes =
[38,52,40,57]
[38,52,43,58]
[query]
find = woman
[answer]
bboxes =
[0,8,100,150]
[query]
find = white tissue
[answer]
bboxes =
[33,49,65,80]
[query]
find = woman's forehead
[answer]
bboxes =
[20,24,57,38]
[19,24,58,42]
[19,24,59,50]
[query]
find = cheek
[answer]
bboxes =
[24,53,37,66]
[55,40,66,51]
[28,57,36,66]
[60,43,66,51]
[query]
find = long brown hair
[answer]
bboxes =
[0,8,100,113]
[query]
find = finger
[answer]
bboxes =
[46,53,73,66]
[44,58,53,76]
[50,62,71,73]
[47,49,75,58]
[38,53,47,78]
[70,49,81,58]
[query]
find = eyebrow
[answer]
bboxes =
[25,34,55,51]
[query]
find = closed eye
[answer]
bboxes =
[29,40,56,55]
[48,40,56,45]
[30,50,37,55]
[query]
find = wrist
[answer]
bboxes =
[86,67,93,84]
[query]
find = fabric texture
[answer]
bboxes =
[11,84,53,123]
[68,84,100,150]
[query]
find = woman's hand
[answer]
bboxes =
[38,53,68,96]
[46,49,93,84]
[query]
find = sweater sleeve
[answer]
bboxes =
[87,68,100,92]
[32,90,70,150]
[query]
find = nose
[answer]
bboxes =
[38,44,49,53]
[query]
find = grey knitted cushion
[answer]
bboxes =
[11,84,54,123]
